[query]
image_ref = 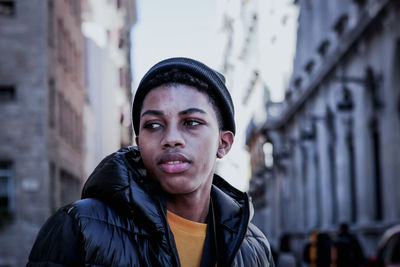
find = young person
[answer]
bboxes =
[26,57,274,267]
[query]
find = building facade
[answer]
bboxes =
[217,0,298,192]
[82,0,136,178]
[257,0,400,259]
[0,0,85,266]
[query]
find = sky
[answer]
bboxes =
[132,0,223,87]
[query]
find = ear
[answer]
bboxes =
[217,131,234,159]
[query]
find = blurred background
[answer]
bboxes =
[0,0,399,266]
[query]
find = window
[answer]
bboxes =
[0,0,15,16]
[304,60,315,74]
[59,169,80,206]
[57,91,63,134]
[0,160,14,216]
[58,93,65,136]
[333,14,348,36]
[119,68,125,88]
[118,29,124,48]
[57,19,65,64]
[67,0,81,24]
[263,142,274,168]
[0,85,16,102]
[48,79,56,128]
[318,40,330,57]
[47,0,54,47]
[116,0,122,9]
[49,162,56,212]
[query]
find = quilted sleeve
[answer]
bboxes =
[234,223,275,267]
[26,206,84,267]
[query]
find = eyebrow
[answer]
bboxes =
[141,108,207,118]
[141,110,164,117]
[179,108,207,116]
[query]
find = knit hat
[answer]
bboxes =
[132,57,235,135]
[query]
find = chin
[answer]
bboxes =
[161,180,197,195]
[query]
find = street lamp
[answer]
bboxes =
[335,66,382,112]
[300,118,316,141]
[337,85,354,112]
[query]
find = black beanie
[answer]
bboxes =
[132,57,235,135]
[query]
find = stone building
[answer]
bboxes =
[1,0,81,266]
[256,0,400,259]
[82,0,136,178]
[0,0,137,265]
[217,0,298,192]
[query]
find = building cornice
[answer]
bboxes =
[263,0,391,131]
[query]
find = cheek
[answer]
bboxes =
[137,137,156,161]
[197,135,219,158]
[140,150,158,177]
[138,134,156,148]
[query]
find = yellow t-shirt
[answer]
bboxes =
[167,210,207,267]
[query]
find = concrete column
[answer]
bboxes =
[289,145,299,230]
[272,173,281,241]
[354,86,376,224]
[293,140,306,231]
[304,140,318,229]
[380,37,400,222]
[335,114,352,223]
[312,138,323,228]
[315,119,333,228]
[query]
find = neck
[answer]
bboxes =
[166,193,210,223]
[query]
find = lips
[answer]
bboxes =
[158,153,191,173]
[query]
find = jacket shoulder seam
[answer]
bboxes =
[70,211,149,236]
[245,234,267,239]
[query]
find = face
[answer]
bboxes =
[136,85,234,199]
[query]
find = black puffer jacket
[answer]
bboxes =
[27,147,274,267]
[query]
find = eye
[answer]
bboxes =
[183,119,202,127]
[143,121,162,130]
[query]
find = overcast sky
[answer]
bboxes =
[132,0,223,87]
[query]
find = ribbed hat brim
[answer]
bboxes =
[131,57,235,135]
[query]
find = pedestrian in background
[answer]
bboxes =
[25,57,275,267]
[303,230,332,267]
[276,233,297,267]
[332,223,365,267]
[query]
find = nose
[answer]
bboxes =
[161,125,185,148]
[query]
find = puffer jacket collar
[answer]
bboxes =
[82,146,166,235]
[81,146,252,265]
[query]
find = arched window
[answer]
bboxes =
[0,160,14,217]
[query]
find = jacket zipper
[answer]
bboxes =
[226,192,251,267]
[158,200,181,267]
